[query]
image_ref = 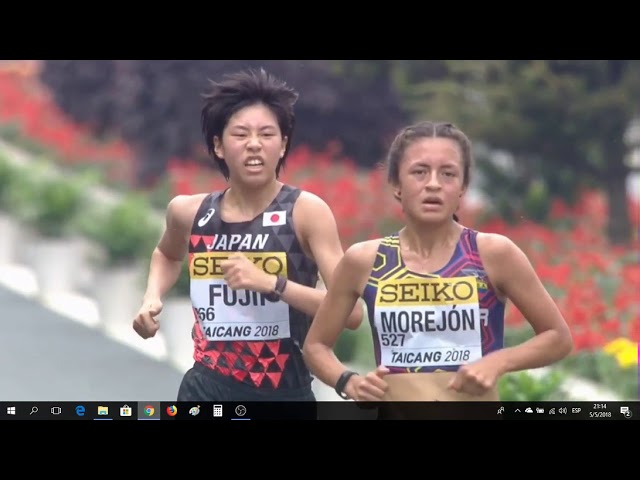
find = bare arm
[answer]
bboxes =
[134,195,198,339]
[143,195,193,301]
[480,233,574,373]
[303,241,376,390]
[291,192,364,329]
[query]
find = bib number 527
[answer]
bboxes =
[381,333,405,346]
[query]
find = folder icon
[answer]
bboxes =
[98,405,109,415]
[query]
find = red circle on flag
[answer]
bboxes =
[270,214,280,223]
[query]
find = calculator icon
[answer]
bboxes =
[213,404,223,417]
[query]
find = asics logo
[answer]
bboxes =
[198,208,215,227]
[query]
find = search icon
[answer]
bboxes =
[30,406,38,415]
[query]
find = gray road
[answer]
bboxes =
[0,286,185,401]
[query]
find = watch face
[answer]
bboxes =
[336,371,356,399]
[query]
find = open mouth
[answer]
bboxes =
[244,157,264,167]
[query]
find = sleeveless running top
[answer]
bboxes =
[362,228,505,373]
[188,185,319,390]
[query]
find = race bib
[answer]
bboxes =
[190,251,290,341]
[373,276,482,369]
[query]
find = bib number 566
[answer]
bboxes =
[196,307,216,321]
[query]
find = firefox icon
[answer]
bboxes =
[166,405,178,416]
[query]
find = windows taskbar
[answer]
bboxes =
[0,401,638,420]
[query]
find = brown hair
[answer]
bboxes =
[386,121,473,222]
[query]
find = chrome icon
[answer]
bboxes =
[166,405,178,416]
[144,405,155,416]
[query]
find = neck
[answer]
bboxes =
[225,180,282,217]
[400,218,461,256]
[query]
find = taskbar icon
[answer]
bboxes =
[137,402,161,420]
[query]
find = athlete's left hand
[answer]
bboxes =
[447,356,505,396]
[220,253,276,293]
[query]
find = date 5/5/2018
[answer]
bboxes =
[589,411,612,418]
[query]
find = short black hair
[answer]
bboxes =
[201,68,299,180]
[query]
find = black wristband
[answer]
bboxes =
[265,275,287,302]
[335,370,358,399]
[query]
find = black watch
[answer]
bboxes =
[265,275,288,302]
[335,370,358,399]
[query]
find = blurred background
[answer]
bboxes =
[0,59,638,404]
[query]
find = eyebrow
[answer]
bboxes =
[230,125,277,131]
[411,161,459,168]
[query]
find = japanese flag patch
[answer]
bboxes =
[263,211,286,227]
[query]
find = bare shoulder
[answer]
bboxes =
[476,232,516,255]
[292,190,339,247]
[294,190,334,217]
[342,239,384,276]
[475,231,520,258]
[475,231,528,293]
[166,193,209,230]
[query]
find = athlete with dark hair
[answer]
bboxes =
[133,68,363,402]
[303,121,573,417]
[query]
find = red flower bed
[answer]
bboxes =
[1,62,639,353]
[0,67,134,184]
[168,153,640,352]
[499,194,640,350]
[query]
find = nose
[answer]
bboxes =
[246,134,262,150]
[425,171,441,190]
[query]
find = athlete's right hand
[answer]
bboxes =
[133,298,162,339]
[344,366,389,401]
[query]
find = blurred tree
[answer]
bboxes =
[393,60,640,244]
[40,60,407,186]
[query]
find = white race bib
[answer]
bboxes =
[190,251,290,341]
[373,276,483,369]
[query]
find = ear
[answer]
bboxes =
[280,135,288,159]
[213,136,224,159]
[393,187,401,202]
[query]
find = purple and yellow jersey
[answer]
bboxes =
[362,228,506,373]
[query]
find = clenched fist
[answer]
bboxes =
[344,366,390,401]
[133,297,162,339]
[220,253,276,293]
[447,355,505,396]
